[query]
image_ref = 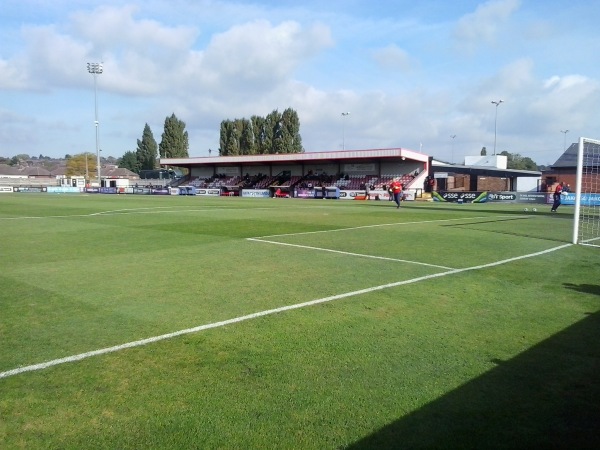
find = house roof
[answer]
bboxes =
[0,164,23,175]
[551,141,600,168]
[104,167,139,178]
[22,166,51,176]
[50,165,68,176]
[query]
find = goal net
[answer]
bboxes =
[573,137,600,246]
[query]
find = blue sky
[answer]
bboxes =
[0,0,598,165]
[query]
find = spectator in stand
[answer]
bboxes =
[390,178,403,208]
[428,176,435,192]
[551,181,566,212]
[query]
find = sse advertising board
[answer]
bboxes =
[432,191,488,203]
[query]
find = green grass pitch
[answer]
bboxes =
[1,194,599,449]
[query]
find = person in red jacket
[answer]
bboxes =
[551,181,565,212]
[390,178,403,208]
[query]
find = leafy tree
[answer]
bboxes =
[219,120,230,155]
[281,108,303,153]
[265,110,283,154]
[239,118,256,155]
[219,108,303,155]
[119,151,139,173]
[219,118,259,156]
[159,113,189,159]
[251,115,269,155]
[220,120,239,156]
[136,123,158,171]
[66,153,96,178]
[498,151,538,170]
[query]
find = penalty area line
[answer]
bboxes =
[0,243,571,380]
[252,215,522,239]
[247,238,455,270]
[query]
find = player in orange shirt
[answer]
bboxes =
[390,178,403,208]
[551,181,566,212]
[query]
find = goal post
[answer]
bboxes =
[572,137,600,246]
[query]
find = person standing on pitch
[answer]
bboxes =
[390,178,403,208]
[551,181,565,212]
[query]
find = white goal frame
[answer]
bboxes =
[572,137,600,247]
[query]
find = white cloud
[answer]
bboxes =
[372,44,414,72]
[0,58,30,90]
[200,20,333,91]
[454,0,521,50]
[69,5,198,56]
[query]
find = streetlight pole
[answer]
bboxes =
[87,62,103,186]
[491,100,503,155]
[450,135,456,163]
[85,152,89,182]
[561,129,569,152]
[341,112,350,150]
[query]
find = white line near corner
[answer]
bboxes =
[247,238,456,270]
[251,215,500,239]
[0,243,571,380]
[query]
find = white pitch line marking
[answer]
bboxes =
[252,215,527,239]
[247,238,455,270]
[0,206,276,220]
[0,243,571,380]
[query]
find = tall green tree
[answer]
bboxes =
[251,115,269,155]
[220,120,239,156]
[136,123,158,171]
[219,108,303,155]
[159,113,189,159]
[267,110,284,154]
[239,118,256,155]
[119,151,139,173]
[281,108,303,153]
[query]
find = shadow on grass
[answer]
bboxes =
[347,298,600,450]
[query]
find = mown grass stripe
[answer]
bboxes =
[0,242,570,380]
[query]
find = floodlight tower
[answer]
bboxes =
[341,112,350,150]
[450,135,456,163]
[561,129,569,151]
[491,100,503,155]
[87,62,103,185]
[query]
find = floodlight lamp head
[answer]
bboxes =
[87,62,103,74]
